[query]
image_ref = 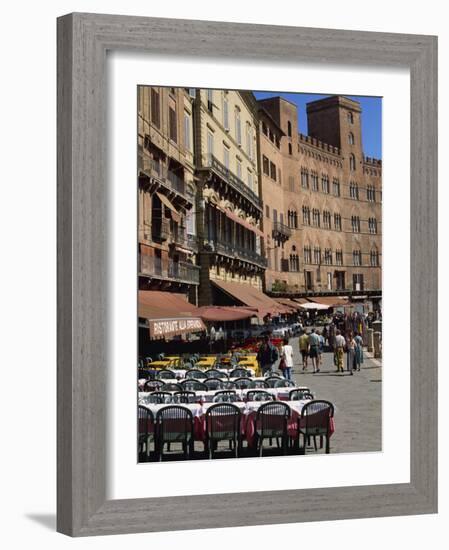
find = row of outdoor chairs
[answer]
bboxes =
[138,400,334,461]
[142,376,298,392]
[142,388,313,405]
[138,367,253,382]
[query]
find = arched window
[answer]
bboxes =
[335,249,343,266]
[303,246,312,264]
[287,120,292,137]
[288,143,293,155]
[347,111,354,124]
[369,218,378,234]
[370,249,379,266]
[349,154,356,171]
[351,216,361,233]
[289,252,299,272]
[353,249,362,266]
[288,210,298,229]
[367,185,376,202]
[302,206,310,225]
[348,132,354,145]
[333,213,342,231]
[350,181,359,200]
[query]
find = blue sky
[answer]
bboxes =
[253,91,382,159]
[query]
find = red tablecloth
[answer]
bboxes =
[193,408,335,448]
[141,404,335,449]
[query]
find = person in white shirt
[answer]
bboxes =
[280,337,294,381]
[334,329,346,373]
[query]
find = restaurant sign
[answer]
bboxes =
[149,317,206,339]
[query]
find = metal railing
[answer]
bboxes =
[139,255,200,285]
[168,260,200,284]
[206,239,267,268]
[143,158,190,201]
[167,170,185,195]
[202,154,262,209]
[272,221,292,238]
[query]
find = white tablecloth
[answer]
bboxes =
[139,399,311,418]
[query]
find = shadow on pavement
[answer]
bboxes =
[25,514,56,531]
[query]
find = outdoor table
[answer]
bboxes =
[195,358,216,368]
[147,360,173,368]
[242,399,311,446]
[237,358,260,375]
[240,386,310,400]
[164,357,183,367]
[138,377,307,392]
[173,367,255,378]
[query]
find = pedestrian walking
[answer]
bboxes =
[346,331,357,375]
[298,330,310,370]
[256,334,279,376]
[334,329,346,373]
[280,337,294,381]
[308,328,321,373]
[354,331,364,371]
[318,330,325,370]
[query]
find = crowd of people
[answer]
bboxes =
[257,320,367,377]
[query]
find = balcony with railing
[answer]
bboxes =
[201,154,262,210]
[272,221,292,240]
[151,218,170,242]
[168,260,200,284]
[139,254,200,285]
[142,157,192,203]
[205,239,267,269]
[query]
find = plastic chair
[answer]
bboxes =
[205,403,241,459]
[255,401,291,456]
[246,390,273,402]
[233,377,252,390]
[138,405,154,460]
[297,400,334,454]
[289,389,313,401]
[181,379,208,392]
[155,406,194,461]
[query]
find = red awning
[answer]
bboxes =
[197,305,259,322]
[156,192,181,223]
[211,280,292,317]
[293,298,311,305]
[139,290,206,339]
[275,298,303,310]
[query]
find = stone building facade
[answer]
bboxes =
[193,89,266,306]
[137,86,200,302]
[137,88,381,307]
[257,95,382,297]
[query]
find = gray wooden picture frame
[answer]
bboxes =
[57,12,438,537]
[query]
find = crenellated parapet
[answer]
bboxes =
[363,156,382,176]
[298,133,341,156]
[363,156,382,167]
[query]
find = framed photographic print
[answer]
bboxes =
[57,13,437,536]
